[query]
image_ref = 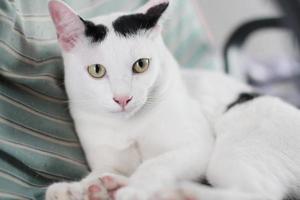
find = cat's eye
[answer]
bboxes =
[132,58,150,74]
[87,64,106,78]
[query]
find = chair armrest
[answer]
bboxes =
[223,17,286,73]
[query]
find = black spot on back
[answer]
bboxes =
[283,193,300,200]
[80,17,108,43]
[226,92,261,111]
[199,177,212,187]
[112,3,169,37]
[194,176,213,187]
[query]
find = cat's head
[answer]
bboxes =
[49,0,170,118]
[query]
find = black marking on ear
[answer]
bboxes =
[113,2,169,37]
[80,17,108,43]
[226,92,261,111]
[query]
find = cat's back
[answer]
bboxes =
[180,68,252,121]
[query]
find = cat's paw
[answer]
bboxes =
[45,182,83,200]
[86,173,129,200]
[115,187,148,200]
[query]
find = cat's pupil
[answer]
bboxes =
[95,65,100,73]
[138,60,144,68]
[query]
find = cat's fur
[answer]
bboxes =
[47,0,300,200]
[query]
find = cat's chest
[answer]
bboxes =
[75,103,209,172]
[78,115,195,161]
[135,117,203,159]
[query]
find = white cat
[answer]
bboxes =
[46,0,300,200]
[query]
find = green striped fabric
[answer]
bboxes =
[0,0,217,199]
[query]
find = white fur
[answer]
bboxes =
[47,1,300,200]
[155,96,300,200]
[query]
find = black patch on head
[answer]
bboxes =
[80,17,108,43]
[112,2,169,37]
[226,92,261,111]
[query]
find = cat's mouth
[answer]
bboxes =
[117,107,130,113]
[110,99,147,116]
[111,104,138,114]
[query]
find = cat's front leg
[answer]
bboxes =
[115,143,212,200]
[45,131,142,200]
[153,182,279,200]
[46,173,129,200]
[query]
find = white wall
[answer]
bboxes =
[198,0,295,60]
[198,0,277,47]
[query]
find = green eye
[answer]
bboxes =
[133,58,150,74]
[87,64,106,78]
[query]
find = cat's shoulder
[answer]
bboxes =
[181,68,252,98]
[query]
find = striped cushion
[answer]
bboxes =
[0,0,216,199]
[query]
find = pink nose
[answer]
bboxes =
[113,96,133,108]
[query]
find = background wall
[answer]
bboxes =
[198,0,296,60]
[198,0,276,47]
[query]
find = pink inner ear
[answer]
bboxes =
[49,1,71,28]
[59,34,79,51]
[49,0,84,51]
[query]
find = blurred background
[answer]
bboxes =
[199,0,300,107]
[200,0,279,52]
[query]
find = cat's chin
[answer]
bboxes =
[109,106,137,114]
[109,104,145,118]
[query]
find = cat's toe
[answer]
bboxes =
[100,174,128,190]
[85,174,128,200]
[46,182,83,200]
[101,174,128,199]
[84,178,110,200]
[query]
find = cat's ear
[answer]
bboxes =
[48,0,85,52]
[137,0,170,15]
[137,0,170,34]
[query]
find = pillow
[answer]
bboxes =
[0,0,216,199]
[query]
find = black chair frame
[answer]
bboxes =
[223,17,286,74]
